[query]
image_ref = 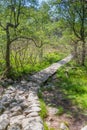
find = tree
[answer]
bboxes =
[51,0,87,65]
[0,0,38,77]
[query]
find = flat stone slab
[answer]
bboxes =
[30,54,73,84]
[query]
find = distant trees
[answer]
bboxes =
[51,0,87,65]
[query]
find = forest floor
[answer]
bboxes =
[40,72,87,130]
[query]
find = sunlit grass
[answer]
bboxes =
[56,63,87,110]
[9,52,65,79]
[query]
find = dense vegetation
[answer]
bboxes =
[0,0,86,78]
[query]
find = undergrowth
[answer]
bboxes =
[56,62,87,110]
[7,52,64,79]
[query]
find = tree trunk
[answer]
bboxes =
[74,41,79,64]
[81,40,85,66]
[6,27,11,77]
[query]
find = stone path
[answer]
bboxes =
[31,54,73,85]
[0,54,73,130]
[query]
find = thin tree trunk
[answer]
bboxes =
[6,27,11,77]
[81,40,85,66]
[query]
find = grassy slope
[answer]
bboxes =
[56,61,87,110]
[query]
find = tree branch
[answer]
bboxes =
[10,36,43,48]
[0,22,6,30]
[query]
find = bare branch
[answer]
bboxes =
[0,22,6,30]
[10,36,43,48]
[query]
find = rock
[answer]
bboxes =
[60,122,69,130]
[29,101,40,106]
[10,102,18,108]
[21,80,27,84]
[10,106,22,113]
[47,107,58,115]
[22,117,43,130]
[7,124,21,130]
[0,115,9,130]
[81,126,87,130]
[0,105,5,114]
[0,114,8,119]
[24,107,41,115]
[10,115,25,125]
[1,96,8,102]
[14,95,25,103]
[2,101,10,107]
[9,111,22,117]
[29,103,40,108]
[17,90,24,95]
[7,79,14,84]
[4,110,10,115]
[20,101,29,109]
[0,86,4,95]
[23,122,43,130]
[26,112,39,117]
[28,93,38,101]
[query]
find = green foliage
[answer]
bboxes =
[44,52,63,64]
[44,123,49,130]
[7,52,64,79]
[39,99,48,119]
[56,106,64,116]
[56,63,87,110]
[44,122,55,130]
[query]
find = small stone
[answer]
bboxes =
[26,112,39,117]
[20,101,29,109]
[7,124,21,130]
[3,101,10,107]
[47,107,58,115]
[29,103,40,108]
[7,79,14,84]
[22,117,43,128]
[0,114,8,119]
[0,115,9,130]
[4,110,10,115]
[23,122,43,130]
[15,95,25,103]
[0,86,4,95]
[1,96,8,102]
[17,90,24,95]
[81,126,87,130]
[8,86,16,91]
[24,107,41,115]
[60,122,69,130]
[21,80,27,84]
[0,105,5,114]
[10,115,25,125]
[10,106,22,113]
[9,111,22,117]
[10,102,18,108]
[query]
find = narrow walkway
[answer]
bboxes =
[31,54,73,85]
[0,54,73,130]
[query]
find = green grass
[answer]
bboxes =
[56,62,87,110]
[9,52,65,79]
[44,122,55,130]
[56,106,64,116]
[39,99,48,119]
[39,98,55,130]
